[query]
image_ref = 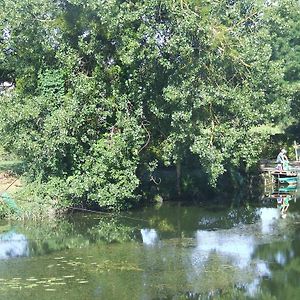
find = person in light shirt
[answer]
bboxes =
[276,149,289,170]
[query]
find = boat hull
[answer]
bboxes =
[278,177,298,185]
[271,170,298,185]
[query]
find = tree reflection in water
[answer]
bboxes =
[0,202,299,299]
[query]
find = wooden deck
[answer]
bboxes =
[260,160,300,174]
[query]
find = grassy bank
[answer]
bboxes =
[0,148,66,219]
[0,148,23,218]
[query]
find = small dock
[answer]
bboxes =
[260,160,300,197]
[260,160,300,174]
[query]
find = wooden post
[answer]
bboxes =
[176,160,181,197]
[294,141,299,161]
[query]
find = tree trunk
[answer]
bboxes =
[176,160,181,197]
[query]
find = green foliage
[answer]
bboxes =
[0,0,296,210]
[88,218,136,243]
[264,0,300,121]
[0,200,10,219]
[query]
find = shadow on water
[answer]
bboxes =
[1,182,300,299]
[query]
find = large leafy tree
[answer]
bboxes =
[0,0,291,209]
[264,0,300,121]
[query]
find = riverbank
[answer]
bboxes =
[0,168,57,220]
[0,171,22,196]
[0,147,23,217]
[0,149,55,219]
[0,147,267,220]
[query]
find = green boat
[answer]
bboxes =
[271,170,298,185]
[278,177,298,185]
[278,185,297,193]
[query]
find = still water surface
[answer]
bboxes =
[1,196,300,299]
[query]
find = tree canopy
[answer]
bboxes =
[0,0,299,210]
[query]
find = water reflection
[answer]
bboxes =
[275,251,286,265]
[0,231,29,259]
[140,228,159,246]
[192,206,287,268]
[189,205,296,297]
[258,207,280,233]
[0,199,300,299]
[263,181,297,219]
[193,230,255,269]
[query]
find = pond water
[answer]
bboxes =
[1,191,300,299]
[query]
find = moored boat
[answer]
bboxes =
[278,185,297,193]
[278,177,298,185]
[271,170,298,185]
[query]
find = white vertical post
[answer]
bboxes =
[294,141,299,161]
